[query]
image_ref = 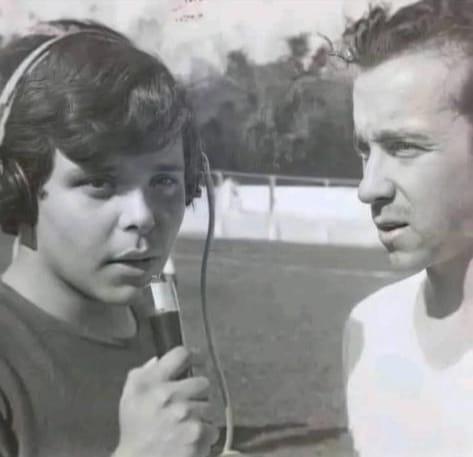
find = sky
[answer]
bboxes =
[0,0,417,77]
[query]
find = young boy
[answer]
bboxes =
[0,20,217,457]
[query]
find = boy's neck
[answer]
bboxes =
[2,246,137,340]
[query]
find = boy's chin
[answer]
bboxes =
[97,284,147,306]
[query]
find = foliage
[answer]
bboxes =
[189,34,360,178]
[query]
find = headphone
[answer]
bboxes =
[0,26,202,234]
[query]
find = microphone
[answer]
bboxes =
[148,274,191,378]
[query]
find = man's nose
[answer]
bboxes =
[358,150,395,205]
[119,188,156,234]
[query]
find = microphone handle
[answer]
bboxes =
[149,311,192,379]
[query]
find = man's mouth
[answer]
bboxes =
[375,220,410,245]
[376,221,409,232]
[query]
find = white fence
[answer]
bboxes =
[180,170,381,247]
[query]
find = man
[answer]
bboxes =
[342,1,473,456]
[0,20,217,457]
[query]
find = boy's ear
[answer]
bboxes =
[17,223,37,251]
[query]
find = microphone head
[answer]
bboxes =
[149,274,180,313]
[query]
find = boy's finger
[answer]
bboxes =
[189,347,208,370]
[141,346,191,382]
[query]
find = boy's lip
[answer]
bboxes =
[106,255,161,276]
[108,251,161,263]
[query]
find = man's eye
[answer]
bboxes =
[354,147,370,169]
[356,149,369,161]
[354,138,370,161]
[386,141,426,156]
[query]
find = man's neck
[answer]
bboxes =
[414,251,473,368]
[2,247,137,340]
[425,250,473,319]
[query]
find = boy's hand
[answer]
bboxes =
[112,346,219,457]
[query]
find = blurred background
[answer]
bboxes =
[0,1,412,455]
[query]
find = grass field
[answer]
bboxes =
[0,234,405,456]
[171,237,405,457]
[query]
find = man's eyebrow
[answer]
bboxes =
[373,129,432,143]
[353,129,435,154]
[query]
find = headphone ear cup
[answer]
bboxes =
[0,160,36,234]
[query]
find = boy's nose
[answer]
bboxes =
[120,188,156,234]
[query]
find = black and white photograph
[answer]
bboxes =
[0,0,471,456]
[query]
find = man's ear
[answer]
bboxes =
[17,223,37,251]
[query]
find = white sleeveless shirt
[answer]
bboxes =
[345,272,473,457]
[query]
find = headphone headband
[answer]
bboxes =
[0,32,86,148]
[0,28,126,149]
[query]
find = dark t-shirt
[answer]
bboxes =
[0,281,156,457]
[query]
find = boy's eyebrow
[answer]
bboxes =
[151,163,185,172]
[77,162,185,174]
[72,163,117,175]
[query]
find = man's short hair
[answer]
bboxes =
[342,0,473,131]
[342,0,473,68]
[0,20,201,234]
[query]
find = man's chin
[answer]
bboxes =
[385,249,430,274]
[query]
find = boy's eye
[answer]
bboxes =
[82,176,116,197]
[150,174,179,188]
[88,178,113,188]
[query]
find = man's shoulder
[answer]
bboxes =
[350,271,425,324]
[343,271,426,387]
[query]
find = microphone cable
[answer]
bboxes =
[200,154,242,456]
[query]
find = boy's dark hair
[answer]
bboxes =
[342,0,473,68]
[0,19,201,235]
